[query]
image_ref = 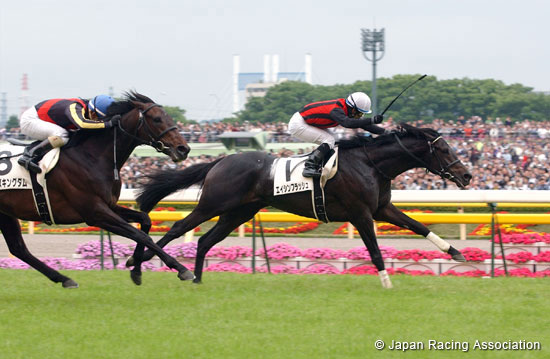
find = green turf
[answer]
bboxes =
[0,270,548,359]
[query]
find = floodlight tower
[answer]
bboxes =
[19,73,30,115]
[361,28,385,115]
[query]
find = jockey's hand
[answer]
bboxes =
[107,115,121,128]
[373,114,384,124]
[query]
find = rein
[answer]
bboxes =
[362,132,461,183]
[363,146,393,180]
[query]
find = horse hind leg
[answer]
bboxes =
[125,208,216,279]
[112,206,152,285]
[351,217,393,289]
[0,213,78,288]
[194,203,264,284]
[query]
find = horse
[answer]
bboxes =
[0,91,195,288]
[129,123,472,288]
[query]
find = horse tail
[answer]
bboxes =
[137,157,224,212]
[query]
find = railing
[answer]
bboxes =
[116,190,550,240]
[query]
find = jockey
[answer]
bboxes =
[18,94,119,173]
[288,92,386,178]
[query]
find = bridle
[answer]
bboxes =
[394,134,461,182]
[363,132,462,183]
[115,103,178,152]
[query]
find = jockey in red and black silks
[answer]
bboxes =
[299,98,351,129]
[18,95,119,174]
[35,98,109,130]
[288,92,387,178]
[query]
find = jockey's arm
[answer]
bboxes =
[361,123,386,135]
[329,108,369,128]
[66,103,110,129]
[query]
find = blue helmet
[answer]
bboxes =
[88,95,114,118]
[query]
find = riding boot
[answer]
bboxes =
[302,143,331,178]
[17,139,54,174]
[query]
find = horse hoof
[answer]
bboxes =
[125,256,135,267]
[130,271,142,286]
[192,278,202,284]
[448,246,466,262]
[62,279,79,289]
[178,270,196,281]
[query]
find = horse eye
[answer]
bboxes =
[153,117,162,123]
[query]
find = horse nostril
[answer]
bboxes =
[464,173,472,181]
[177,145,190,155]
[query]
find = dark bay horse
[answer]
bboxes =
[0,92,194,288]
[130,123,472,288]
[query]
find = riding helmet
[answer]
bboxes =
[88,95,115,118]
[345,92,372,114]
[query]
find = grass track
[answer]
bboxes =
[0,269,548,359]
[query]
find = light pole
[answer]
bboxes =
[361,28,385,115]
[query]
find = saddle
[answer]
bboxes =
[272,148,338,222]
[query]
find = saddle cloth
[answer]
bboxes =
[0,143,61,190]
[272,148,338,196]
[0,143,61,224]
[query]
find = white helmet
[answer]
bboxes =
[345,92,372,114]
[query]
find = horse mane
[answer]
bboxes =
[66,91,155,147]
[336,122,441,150]
[106,91,155,116]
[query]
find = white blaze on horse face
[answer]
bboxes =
[427,232,450,252]
[378,270,393,289]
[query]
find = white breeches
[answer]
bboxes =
[20,107,69,145]
[288,112,336,149]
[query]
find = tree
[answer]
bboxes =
[164,106,190,123]
[5,115,19,131]
[233,75,550,124]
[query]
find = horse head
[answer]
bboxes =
[398,123,472,188]
[117,92,190,162]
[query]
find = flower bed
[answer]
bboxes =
[4,235,550,277]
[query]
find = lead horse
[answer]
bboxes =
[0,92,195,288]
[130,123,472,288]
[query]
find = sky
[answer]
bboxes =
[1,0,548,121]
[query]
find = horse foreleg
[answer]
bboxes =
[0,213,78,288]
[373,203,465,262]
[351,216,392,289]
[112,205,152,285]
[86,204,194,282]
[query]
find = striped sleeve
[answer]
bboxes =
[67,103,107,129]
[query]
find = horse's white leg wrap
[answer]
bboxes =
[378,270,393,289]
[426,232,450,252]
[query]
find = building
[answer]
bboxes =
[232,54,313,113]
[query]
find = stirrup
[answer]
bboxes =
[18,156,42,174]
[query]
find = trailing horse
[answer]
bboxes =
[131,123,472,288]
[0,91,194,288]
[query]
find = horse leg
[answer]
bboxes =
[194,203,264,284]
[373,203,465,262]
[126,208,215,272]
[112,205,152,285]
[86,203,194,281]
[351,216,393,289]
[0,213,78,288]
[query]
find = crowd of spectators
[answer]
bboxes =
[4,115,550,191]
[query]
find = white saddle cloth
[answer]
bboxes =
[272,148,338,196]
